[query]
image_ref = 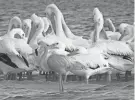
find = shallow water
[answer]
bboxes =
[0,0,134,100]
[0,79,134,100]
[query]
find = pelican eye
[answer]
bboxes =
[36,25,39,29]
[31,21,34,26]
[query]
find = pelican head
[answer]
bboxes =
[37,40,59,50]
[27,14,44,44]
[104,18,116,32]
[118,23,129,35]
[93,8,104,25]
[9,28,25,39]
[42,17,52,36]
[8,16,22,33]
[22,19,32,38]
[45,4,60,17]
[93,7,104,35]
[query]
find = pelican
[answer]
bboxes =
[92,8,134,81]
[103,18,121,40]
[22,19,32,42]
[36,40,111,92]
[28,13,78,55]
[45,4,91,49]
[0,28,25,39]
[0,28,36,79]
[7,16,22,34]
[42,17,50,36]
[119,24,134,42]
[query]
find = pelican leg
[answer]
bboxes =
[96,74,102,81]
[125,71,131,81]
[59,74,64,92]
[85,76,89,84]
[6,73,10,80]
[45,72,48,81]
[27,72,33,80]
[39,71,42,75]
[107,71,112,82]
[116,73,120,81]
[18,72,22,81]
[11,73,16,80]
[64,72,69,83]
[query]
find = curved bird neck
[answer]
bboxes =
[48,7,67,38]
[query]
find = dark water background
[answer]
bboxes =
[0,0,134,100]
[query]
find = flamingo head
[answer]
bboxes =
[22,19,32,38]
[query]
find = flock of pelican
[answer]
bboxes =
[0,4,134,92]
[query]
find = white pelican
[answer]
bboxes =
[103,18,121,40]
[45,4,90,49]
[118,23,129,36]
[22,19,32,42]
[28,13,78,54]
[118,24,134,51]
[92,8,134,81]
[0,28,25,39]
[7,16,22,34]
[0,30,36,79]
[37,40,111,92]
[27,14,46,50]
[119,24,134,41]
[42,17,50,36]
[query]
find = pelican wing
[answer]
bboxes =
[0,53,18,69]
[105,41,133,56]
[14,39,33,55]
[94,40,133,56]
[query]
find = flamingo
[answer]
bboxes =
[36,40,111,92]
